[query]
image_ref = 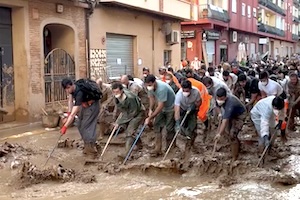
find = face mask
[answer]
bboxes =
[273,109,279,116]
[166,80,171,84]
[147,86,154,91]
[183,92,190,97]
[115,94,122,99]
[122,84,127,88]
[261,81,268,86]
[143,74,147,77]
[216,99,225,106]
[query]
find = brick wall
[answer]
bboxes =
[28,0,87,95]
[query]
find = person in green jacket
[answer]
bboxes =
[112,82,145,158]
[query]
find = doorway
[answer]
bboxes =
[0,7,14,122]
[220,45,228,62]
[43,24,75,107]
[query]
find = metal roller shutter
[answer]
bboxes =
[106,34,133,79]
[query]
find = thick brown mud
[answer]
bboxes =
[1,120,300,199]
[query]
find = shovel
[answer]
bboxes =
[211,116,223,157]
[256,130,278,167]
[44,133,63,167]
[99,113,122,160]
[163,110,190,161]
[123,124,146,165]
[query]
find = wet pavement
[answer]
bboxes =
[0,123,300,200]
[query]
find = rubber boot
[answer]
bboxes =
[183,140,192,160]
[231,139,240,161]
[84,143,98,159]
[150,133,162,157]
[118,136,134,159]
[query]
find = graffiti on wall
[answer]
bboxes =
[2,64,14,107]
[90,49,108,82]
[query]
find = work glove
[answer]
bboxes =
[275,120,283,130]
[60,126,67,135]
[175,120,180,133]
[187,104,196,113]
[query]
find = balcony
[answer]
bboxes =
[293,16,300,23]
[198,4,230,23]
[292,34,299,41]
[97,0,192,20]
[258,0,286,16]
[258,23,285,37]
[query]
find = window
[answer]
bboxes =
[232,0,237,13]
[247,5,251,18]
[253,8,257,18]
[242,3,246,16]
[164,50,172,65]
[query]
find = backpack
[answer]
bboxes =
[75,79,102,101]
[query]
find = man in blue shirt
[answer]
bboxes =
[144,75,176,156]
[214,87,246,160]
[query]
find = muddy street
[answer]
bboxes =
[0,124,300,200]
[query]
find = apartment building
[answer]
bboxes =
[181,0,299,65]
[89,0,196,80]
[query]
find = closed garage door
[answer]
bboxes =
[106,34,133,79]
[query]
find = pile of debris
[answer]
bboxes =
[15,161,96,188]
[0,142,32,168]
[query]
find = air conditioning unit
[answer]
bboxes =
[166,30,180,45]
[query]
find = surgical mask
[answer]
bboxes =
[183,92,190,97]
[166,80,171,84]
[261,81,268,86]
[216,99,225,106]
[147,86,154,91]
[143,74,147,77]
[273,109,279,116]
[122,84,127,88]
[115,94,122,99]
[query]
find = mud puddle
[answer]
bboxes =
[0,126,300,199]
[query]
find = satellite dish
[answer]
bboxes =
[161,22,172,35]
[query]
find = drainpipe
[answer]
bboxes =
[85,0,96,79]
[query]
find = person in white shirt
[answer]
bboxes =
[191,57,201,72]
[222,70,238,91]
[258,71,283,98]
[250,96,285,152]
[202,76,231,97]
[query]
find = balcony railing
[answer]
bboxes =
[198,4,230,23]
[258,23,285,37]
[293,16,300,23]
[292,34,299,41]
[258,0,286,16]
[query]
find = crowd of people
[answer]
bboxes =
[59,56,300,162]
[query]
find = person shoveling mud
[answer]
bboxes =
[60,78,102,159]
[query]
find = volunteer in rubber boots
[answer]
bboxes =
[214,87,247,161]
[174,79,201,158]
[61,78,100,158]
[111,82,145,159]
[144,74,176,157]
